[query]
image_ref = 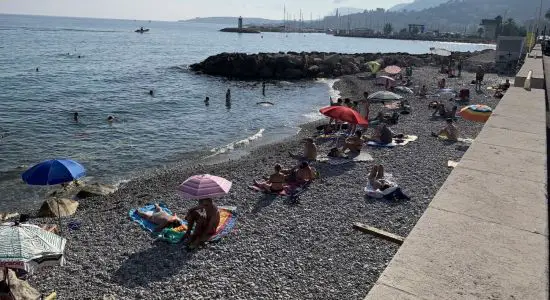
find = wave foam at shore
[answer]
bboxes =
[210,128,266,155]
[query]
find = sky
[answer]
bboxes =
[0,0,412,21]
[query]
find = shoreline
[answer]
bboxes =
[29,66,508,299]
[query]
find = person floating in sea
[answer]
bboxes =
[204,96,210,106]
[149,90,154,96]
[107,115,116,123]
[225,89,231,108]
[73,112,79,122]
[262,82,266,96]
[35,67,39,72]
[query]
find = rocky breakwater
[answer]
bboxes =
[189,50,494,80]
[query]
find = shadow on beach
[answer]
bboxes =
[112,242,194,287]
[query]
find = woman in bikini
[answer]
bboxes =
[135,203,181,232]
[254,164,286,193]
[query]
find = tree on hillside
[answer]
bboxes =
[500,18,526,36]
[477,27,484,37]
[384,23,393,34]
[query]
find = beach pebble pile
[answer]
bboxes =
[30,67,506,299]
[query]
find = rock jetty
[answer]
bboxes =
[189,50,495,80]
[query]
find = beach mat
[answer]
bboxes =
[129,203,180,233]
[367,135,417,148]
[317,152,373,164]
[438,136,474,144]
[130,204,237,244]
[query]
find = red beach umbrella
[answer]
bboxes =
[384,65,401,74]
[319,106,368,126]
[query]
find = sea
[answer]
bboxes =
[0,14,495,211]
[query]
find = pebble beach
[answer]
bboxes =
[28,66,507,299]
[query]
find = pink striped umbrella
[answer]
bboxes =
[384,65,401,74]
[177,174,232,200]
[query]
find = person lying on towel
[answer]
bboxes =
[254,164,287,193]
[135,203,181,232]
[184,198,220,249]
[341,130,363,153]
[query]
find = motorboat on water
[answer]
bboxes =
[135,28,149,33]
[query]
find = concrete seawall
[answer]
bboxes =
[364,46,548,299]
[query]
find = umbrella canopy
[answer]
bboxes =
[459,104,492,123]
[178,174,232,200]
[0,224,66,275]
[22,159,85,186]
[384,65,401,74]
[394,86,414,94]
[430,48,452,57]
[368,91,404,101]
[367,61,381,73]
[319,106,368,126]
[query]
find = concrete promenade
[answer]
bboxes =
[365,50,548,299]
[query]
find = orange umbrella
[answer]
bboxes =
[319,106,368,126]
[459,104,492,122]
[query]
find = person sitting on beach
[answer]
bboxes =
[254,164,286,193]
[135,203,182,232]
[419,85,428,98]
[499,79,510,91]
[369,123,394,145]
[341,130,363,153]
[343,98,352,108]
[303,138,317,160]
[183,198,220,249]
[432,118,459,141]
[295,161,315,184]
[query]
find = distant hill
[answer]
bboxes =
[322,0,549,32]
[180,17,281,25]
[389,0,446,12]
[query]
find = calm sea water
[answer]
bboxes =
[0,14,494,211]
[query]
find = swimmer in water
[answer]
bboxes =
[107,115,115,122]
[149,90,154,96]
[36,67,39,72]
[204,96,210,106]
[73,112,79,122]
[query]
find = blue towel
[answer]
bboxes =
[367,141,396,148]
[129,203,175,233]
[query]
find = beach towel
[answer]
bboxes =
[438,136,474,144]
[317,152,373,164]
[159,208,237,244]
[129,203,237,244]
[364,174,397,198]
[367,135,418,148]
[129,203,181,233]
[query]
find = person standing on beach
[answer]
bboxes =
[262,82,266,96]
[475,65,484,91]
[457,60,463,77]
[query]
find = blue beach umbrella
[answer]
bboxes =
[22,159,86,186]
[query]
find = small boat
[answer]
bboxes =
[135,28,149,33]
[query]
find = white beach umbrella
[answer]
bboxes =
[368,91,404,101]
[0,223,66,275]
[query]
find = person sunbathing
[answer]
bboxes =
[183,198,220,249]
[135,203,181,232]
[295,161,315,184]
[254,164,286,193]
[341,130,363,153]
[432,118,459,141]
[303,138,317,160]
[368,165,392,190]
[419,85,428,98]
[369,123,393,144]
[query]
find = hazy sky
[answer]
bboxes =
[0,0,411,21]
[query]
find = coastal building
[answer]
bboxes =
[408,24,425,34]
[480,17,502,39]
